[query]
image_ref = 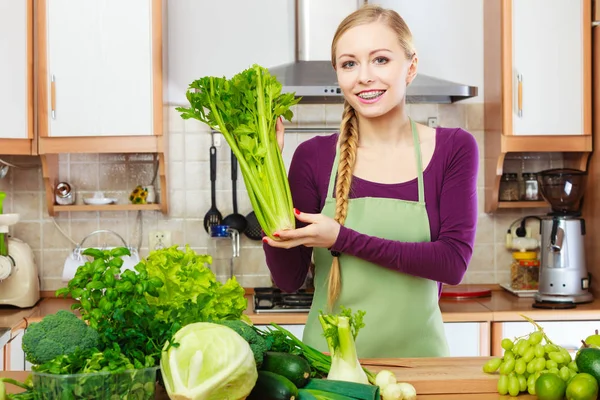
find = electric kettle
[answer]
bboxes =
[62,229,141,282]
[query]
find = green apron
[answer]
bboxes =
[302,119,449,358]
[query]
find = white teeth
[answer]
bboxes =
[358,91,384,100]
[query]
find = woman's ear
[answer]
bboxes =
[406,54,418,85]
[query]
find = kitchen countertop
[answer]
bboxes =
[3,286,600,330]
[0,358,536,399]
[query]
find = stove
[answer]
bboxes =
[253,287,313,313]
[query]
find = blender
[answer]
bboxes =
[0,191,41,308]
[534,168,592,305]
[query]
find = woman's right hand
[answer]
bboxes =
[276,116,285,152]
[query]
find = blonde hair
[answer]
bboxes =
[326,5,415,310]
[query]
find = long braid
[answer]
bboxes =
[327,101,359,310]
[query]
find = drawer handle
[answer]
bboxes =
[517,73,523,118]
[51,74,56,120]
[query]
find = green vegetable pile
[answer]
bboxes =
[176,64,301,239]
[2,245,248,399]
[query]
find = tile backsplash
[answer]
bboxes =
[0,102,548,291]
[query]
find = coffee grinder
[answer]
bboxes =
[534,168,592,305]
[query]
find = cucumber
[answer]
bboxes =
[247,370,299,400]
[261,351,312,388]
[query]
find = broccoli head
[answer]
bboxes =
[22,310,99,365]
[217,319,267,366]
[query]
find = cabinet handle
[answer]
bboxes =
[517,73,523,118]
[51,75,56,120]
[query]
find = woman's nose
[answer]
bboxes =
[357,66,375,84]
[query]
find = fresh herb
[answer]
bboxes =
[176,64,301,239]
[56,248,178,369]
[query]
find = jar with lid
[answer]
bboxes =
[499,173,520,201]
[510,251,540,290]
[521,172,539,201]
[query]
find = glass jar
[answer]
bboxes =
[522,172,539,201]
[510,251,540,290]
[499,173,520,201]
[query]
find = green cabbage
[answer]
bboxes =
[161,322,258,400]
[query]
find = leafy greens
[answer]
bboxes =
[176,64,301,238]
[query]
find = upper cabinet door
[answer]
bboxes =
[40,0,159,137]
[512,0,588,135]
[0,0,31,140]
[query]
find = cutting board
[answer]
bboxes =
[360,357,498,395]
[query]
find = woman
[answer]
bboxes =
[262,4,478,358]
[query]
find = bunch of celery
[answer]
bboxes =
[176,64,301,239]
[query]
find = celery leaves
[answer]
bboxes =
[176,64,301,238]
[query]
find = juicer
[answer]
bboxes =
[0,192,41,308]
[534,168,592,304]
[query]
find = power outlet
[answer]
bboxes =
[149,230,172,250]
[427,117,438,128]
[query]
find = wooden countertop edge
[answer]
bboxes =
[27,286,600,326]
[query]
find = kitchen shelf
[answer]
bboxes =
[41,152,169,216]
[52,204,162,213]
[497,201,548,209]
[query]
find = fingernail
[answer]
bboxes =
[273,233,280,237]
[294,208,300,215]
[279,116,283,122]
[262,237,268,243]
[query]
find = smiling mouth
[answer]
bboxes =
[357,90,386,100]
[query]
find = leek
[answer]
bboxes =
[176,65,301,239]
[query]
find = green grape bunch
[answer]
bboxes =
[482,315,578,397]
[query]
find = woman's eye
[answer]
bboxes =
[341,60,356,69]
[374,56,389,65]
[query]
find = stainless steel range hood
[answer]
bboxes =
[269,0,478,104]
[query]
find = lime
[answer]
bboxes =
[566,373,599,400]
[536,373,567,400]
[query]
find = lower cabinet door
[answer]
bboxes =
[500,320,598,356]
[8,329,25,371]
[255,324,306,341]
[444,322,485,357]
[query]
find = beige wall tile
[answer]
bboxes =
[5,100,530,288]
[12,192,41,221]
[466,103,484,131]
[438,104,466,128]
[296,104,325,126]
[12,167,43,191]
[468,244,495,272]
[70,163,99,192]
[407,104,438,124]
[475,214,494,244]
[11,221,42,250]
[42,221,74,250]
[99,163,128,191]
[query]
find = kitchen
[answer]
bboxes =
[1,0,600,398]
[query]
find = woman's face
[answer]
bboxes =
[334,22,417,119]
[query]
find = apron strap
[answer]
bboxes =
[327,118,426,203]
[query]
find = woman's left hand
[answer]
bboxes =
[263,209,341,249]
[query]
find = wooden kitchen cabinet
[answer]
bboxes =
[0,0,34,155]
[483,0,592,212]
[492,320,598,357]
[35,0,169,216]
[444,322,490,357]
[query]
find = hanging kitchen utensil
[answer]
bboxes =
[203,134,223,233]
[62,229,140,282]
[244,210,263,240]
[222,150,247,233]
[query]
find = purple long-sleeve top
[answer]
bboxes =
[263,127,479,297]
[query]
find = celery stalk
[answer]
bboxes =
[177,65,299,239]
